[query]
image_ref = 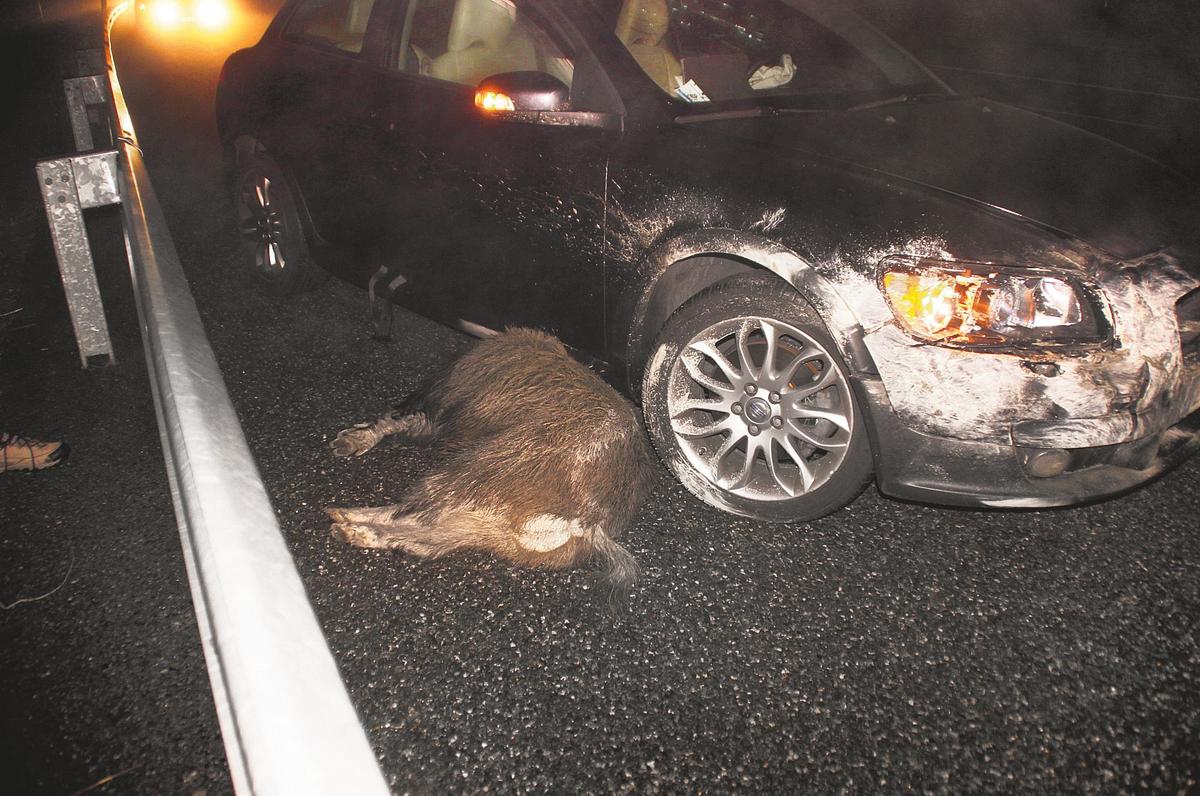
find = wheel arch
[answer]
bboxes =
[624,228,877,398]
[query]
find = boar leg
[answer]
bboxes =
[326,504,513,560]
[329,408,437,457]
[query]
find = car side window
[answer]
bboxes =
[286,0,379,54]
[393,0,574,91]
[604,0,898,103]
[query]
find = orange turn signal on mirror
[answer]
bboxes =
[475,90,515,113]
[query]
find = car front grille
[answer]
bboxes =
[1178,286,1200,363]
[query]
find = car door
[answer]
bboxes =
[268,0,391,262]
[376,0,621,353]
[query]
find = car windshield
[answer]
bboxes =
[600,0,944,108]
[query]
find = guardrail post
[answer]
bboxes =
[36,151,121,367]
[63,74,108,152]
[74,47,105,77]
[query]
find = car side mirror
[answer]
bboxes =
[474,71,622,132]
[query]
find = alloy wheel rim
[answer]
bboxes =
[238,172,286,274]
[667,315,854,502]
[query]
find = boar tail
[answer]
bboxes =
[590,529,639,598]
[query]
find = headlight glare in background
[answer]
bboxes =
[879,257,1104,348]
[149,0,184,28]
[194,0,232,29]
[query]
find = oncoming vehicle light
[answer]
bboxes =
[194,0,232,29]
[149,0,185,28]
[879,257,1104,348]
[475,90,515,113]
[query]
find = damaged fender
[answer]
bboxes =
[622,227,877,390]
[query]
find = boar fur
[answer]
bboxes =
[326,327,656,593]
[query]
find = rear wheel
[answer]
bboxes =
[642,274,872,521]
[233,151,326,295]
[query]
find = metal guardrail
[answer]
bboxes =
[35,3,392,793]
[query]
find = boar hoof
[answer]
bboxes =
[330,424,379,457]
[330,521,384,548]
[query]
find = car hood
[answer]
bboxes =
[705,97,1199,262]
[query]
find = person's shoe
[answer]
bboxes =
[0,432,69,472]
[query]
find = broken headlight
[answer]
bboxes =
[878,258,1106,348]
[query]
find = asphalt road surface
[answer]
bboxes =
[4,7,1199,794]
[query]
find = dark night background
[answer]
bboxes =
[1,1,1198,793]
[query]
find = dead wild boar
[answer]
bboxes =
[325,327,657,592]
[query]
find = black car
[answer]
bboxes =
[216,0,1200,520]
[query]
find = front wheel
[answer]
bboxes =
[642,274,873,522]
[233,151,326,295]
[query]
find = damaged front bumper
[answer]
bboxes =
[859,377,1200,508]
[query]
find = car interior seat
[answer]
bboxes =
[615,0,682,94]
[429,0,540,86]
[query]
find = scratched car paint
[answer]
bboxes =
[216,0,1200,520]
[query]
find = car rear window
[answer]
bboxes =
[286,0,379,54]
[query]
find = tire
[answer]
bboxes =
[233,151,327,295]
[642,273,873,522]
